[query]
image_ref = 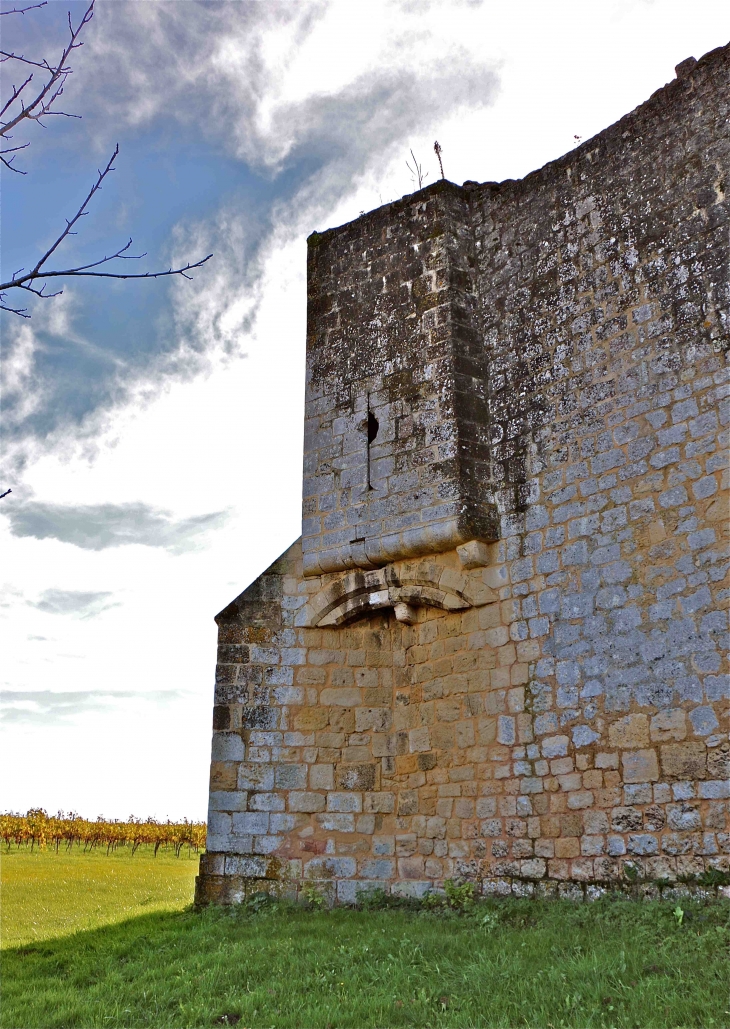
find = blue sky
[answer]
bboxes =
[1,0,728,820]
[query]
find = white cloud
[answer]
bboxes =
[5,500,228,552]
[1,321,46,428]
[29,588,120,618]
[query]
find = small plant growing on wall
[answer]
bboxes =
[433,140,445,179]
[302,883,326,909]
[406,149,428,190]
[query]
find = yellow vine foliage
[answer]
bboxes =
[0,809,207,856]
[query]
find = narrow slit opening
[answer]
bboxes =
[367,411,379,444]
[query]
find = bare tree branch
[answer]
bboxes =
[1,74,33,121]
[0,139,30,173]
[0,144,212,315]
[0,3,47,16]
[1,2,212,316]
[31,143,121,275]
[0,0,93,151]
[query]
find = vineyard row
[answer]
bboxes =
[1,809,207,856]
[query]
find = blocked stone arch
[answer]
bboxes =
[296,559,498,628]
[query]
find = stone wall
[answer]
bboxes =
[196,44,729,906]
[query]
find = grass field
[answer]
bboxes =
[1,846,199,948]
[2,848,729,1029]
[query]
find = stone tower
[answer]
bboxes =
[302,184,499,578]
[196,44,729,906]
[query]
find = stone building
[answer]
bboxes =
[196,44,729,905]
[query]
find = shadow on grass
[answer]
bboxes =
[3,898,728,1029]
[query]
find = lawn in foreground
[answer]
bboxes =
[3,861,728,1029]
[1,845,199,948]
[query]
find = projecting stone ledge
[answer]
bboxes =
[301,510,500,577]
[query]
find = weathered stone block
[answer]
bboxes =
[289,792,326,813]
[660,743,707,780]
[210,762,238,791]
[336,764,376,791]
[650,710,687,742]
[622,750,659,784]
[320,688,361,706]
[609,715,650,749]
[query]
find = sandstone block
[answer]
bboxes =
[622,749,659,783]
[304,857,357,879]
[210,762,238,791]
[336,763,376,790]
[320,688,361,706]
[398,856,425,879]
[309,764,334,790]
[237,763,275,791]
[627,833,659,855]
[457,540,491,569]
[209,790,247,812]
[294,708,330,731]
[289,792,326,812]
[355,707,392,732]
[567,791,594,809]
[373,835,395,855]
[650,709,687,742]
[570,858,594,881]
[660,742,707,780]
[248,793,285,812]
[608,714,649,749]
[232,811,269,834]
[555,838,580,858]
[365,792,395,813]
[542,735,569,758]
[409,726,431,752]
[327,791,362,813]
[521,858,546,879]
[275,764,308,789]
[317,813,355,832]
[360,858,396,879]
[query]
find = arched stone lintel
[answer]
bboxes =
[296,560,497,628]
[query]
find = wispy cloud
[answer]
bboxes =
[83,2,498,175]
[4,501,228,552]
[2,0,500,471]
[0,688,189,725]
[28,589,119,619]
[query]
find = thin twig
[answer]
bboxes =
[406,149,427,190]
[0,144,212,316]
[29,144,121,276]
[0,75,34,121]
[0,2,47,15]
[0,140,30,173]
[0,0,93,142]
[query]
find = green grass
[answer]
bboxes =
[2,848,728,1029]
[1,845,199,947]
